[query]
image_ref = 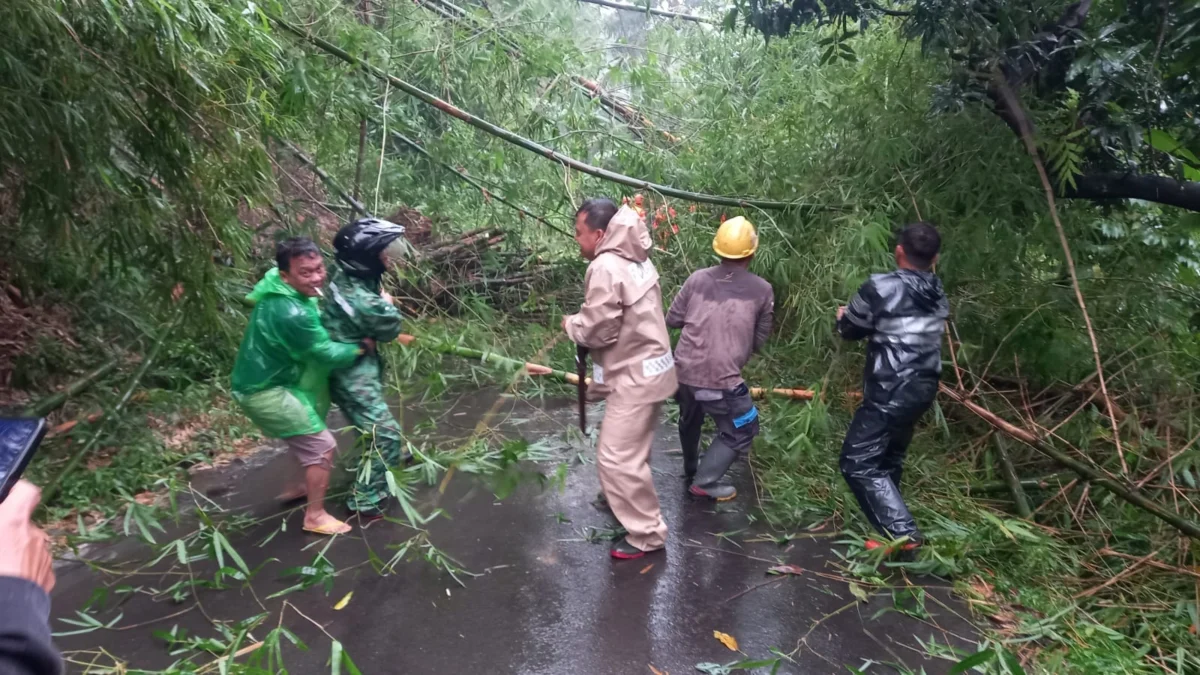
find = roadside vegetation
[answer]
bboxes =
[2,0,1199,671]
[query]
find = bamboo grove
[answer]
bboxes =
[3,0,1200,671]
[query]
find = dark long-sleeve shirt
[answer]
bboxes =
[0,577,62,675]
[666,264,774,390]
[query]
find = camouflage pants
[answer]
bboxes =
[329,356,404,514]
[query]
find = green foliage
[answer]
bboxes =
[5,0,1200,672]
[724,0,1200,205]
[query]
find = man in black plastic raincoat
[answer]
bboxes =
[836,222,948,553]
[322,218,410,522]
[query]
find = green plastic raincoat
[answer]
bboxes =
[231,268,361,438]
[322,266,406,514]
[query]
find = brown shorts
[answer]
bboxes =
[284,430,338,468]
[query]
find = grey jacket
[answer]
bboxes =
[0,577,62,675]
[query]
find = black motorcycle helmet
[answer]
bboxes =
[333,218,407,279]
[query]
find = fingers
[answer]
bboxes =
[1,480,42,521]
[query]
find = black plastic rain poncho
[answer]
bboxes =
[836,269,949,541]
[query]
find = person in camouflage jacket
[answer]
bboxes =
[323,218,410,520]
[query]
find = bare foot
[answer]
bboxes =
[302,511,351,535]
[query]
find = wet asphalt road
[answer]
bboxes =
[50,390,976,673]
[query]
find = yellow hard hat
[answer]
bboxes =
[712,216,758,259]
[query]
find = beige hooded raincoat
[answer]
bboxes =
[564,205,675,552]
[564,206,678,404]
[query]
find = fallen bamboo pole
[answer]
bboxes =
[41,313,185,506]
[22,358,120,418]
[571,77,680,144]
[576,0,717,24]
[993,434,1033,517]
[390,130,572,238]
[397,334,838,396]
[1098,547,1200,581]
[269,14,821,212]
[939,382,1200,541]
[394,330,1200,539]
[279,139,371,217]
[967,474,1075,494]
[396,334,557,378]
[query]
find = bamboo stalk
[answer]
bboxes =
[939,383,1200,541]
[415,0,676,146]
[992,76,1126,475]
[1099,548,1200,581]
[390,130,571,237]
[401,335,563,379]
[575,0,717,24]
[993,434,1033,517]
[1075,546,1163,599]
[279,139,371,217]
[40,313,184,506]
[750,387,816,400]
[269,14,819,212]
[398,330,1200,539]
[966,474,1075,494]
[572,76,680,144]
[354,116,367,200]
[22,358,120,418]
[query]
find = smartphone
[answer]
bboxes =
[0,418,47,503]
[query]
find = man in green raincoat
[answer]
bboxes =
[231,237,366,536]
[322,218,410,522]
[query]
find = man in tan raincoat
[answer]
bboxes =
[563,198,678,560]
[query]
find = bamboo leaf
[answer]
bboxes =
[950,649,996,673]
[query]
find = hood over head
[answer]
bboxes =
[897,269,945,313]
[594,205,651,263]
[245,268,313,308]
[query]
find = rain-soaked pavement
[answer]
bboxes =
[50,390,977,674]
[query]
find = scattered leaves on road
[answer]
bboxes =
[333,592,353,610]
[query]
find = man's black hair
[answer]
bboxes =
[276,236,321,272]
[898,222,941,270]
[576,198,619,231]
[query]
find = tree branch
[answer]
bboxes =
[1064,172,1200,212]
[979,0,1200,213]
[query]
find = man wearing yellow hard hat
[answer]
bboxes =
[665,216,774,501]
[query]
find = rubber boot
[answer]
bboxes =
[690,440,738,501]
[689,483,737,501]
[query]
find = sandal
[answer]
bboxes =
[302,518,352,536]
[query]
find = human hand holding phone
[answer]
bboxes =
[0,480,55,593]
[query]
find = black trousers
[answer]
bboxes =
[839,379,937,540]
[677,383,759,487]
